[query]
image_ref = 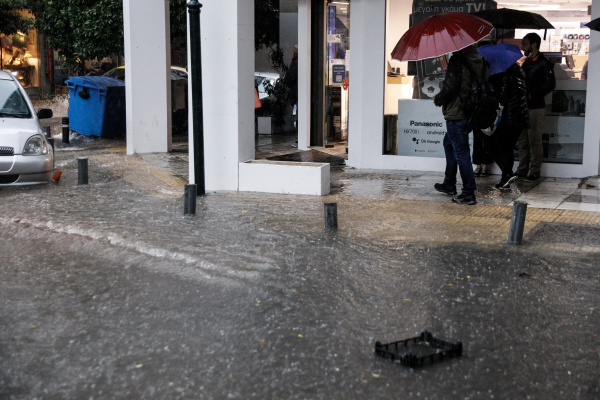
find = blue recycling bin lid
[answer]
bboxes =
[66,76,125,93]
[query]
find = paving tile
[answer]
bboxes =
[557,203,600,212]
[564,194,600,204]
[508,200,562,209]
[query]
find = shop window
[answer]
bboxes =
[383,0,589,165]
[0,11,40,88]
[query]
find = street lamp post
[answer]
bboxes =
[187,0,205,196]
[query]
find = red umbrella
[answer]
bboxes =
[391,12,494,61]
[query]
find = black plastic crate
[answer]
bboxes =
[375,330,462,368]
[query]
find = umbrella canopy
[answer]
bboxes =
[585,17,600,32]
[391,12,494,62]
[477,43,523,75]
[473,8,554,30]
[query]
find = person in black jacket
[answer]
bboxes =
[284,45,299,106]
[433,45,488,205]
[488,61,530,189]
[518,33,556,181]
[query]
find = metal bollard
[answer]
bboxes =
[62,117,70,145]
[184,184,197,215]
[507,200,528,244]
[78,157,88,185]
[43,126,51,138]
[324,203,338,230]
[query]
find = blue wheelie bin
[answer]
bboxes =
[66,76,126,139]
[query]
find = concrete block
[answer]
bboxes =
[239,160,330,196]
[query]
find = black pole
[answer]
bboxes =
[62,117,70,145]
[184,184,197,215]
[78,157,88,185]
[187,0,205,197]
[324,203,338,230]
[507,201,527,244]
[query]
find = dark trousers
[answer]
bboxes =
[491,126,521,179]
[472,129,494,165]
[443,119,477,196]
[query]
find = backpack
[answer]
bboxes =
[457,56,501,133]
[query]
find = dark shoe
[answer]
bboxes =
[517,172,528,179]
[526,174,540,181]
[495,183,509,190]
[503,174,518,188]
[434,183,457,196]
[473,166,482,176]
[480,167,490,177]
[452,193,477,205]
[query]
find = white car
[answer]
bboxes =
[254,72,280,100]
[0,70,54,186]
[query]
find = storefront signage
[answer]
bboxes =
[410,0,497,25]
[397,100,447,158]
[332,65,345,85]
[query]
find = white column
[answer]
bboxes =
[196,0,255,191]
[297,0,311,150]
[346,0,386,168]
[123,0,172,154]
[586,0,600,176]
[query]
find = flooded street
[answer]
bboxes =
[0,155,599,399]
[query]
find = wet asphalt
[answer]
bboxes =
[0,151,599,399]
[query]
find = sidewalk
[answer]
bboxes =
[45,135,600,249]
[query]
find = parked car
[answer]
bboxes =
[0,70,54,186]
[104,66,188,81]
[254,72,280,100]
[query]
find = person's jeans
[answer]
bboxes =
[517,108,545,176]
[443,119,476,196]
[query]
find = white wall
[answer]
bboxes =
[192,0,255,191]
[297,0,311,150]
[346,0,387,168]
[123,0,172,155]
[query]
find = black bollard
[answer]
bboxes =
[43,126,51,138]
[47,138,54,152]
[507,200,528,244]
[184,184,197,215]
[78,157,88,185]
[324,203,338,230]
[62,117,70,145]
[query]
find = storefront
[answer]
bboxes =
[307,0,352,149]
[0,11,52,98]
[297,0,600,178]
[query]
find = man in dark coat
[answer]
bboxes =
[433,45,488,205]
[284,45,298,106]
[518,33,556,181]
[488,60,530,189]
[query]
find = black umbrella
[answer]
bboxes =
[474,8,554,39]
[584,17,600,32]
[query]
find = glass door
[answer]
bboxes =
[324,0,350,147]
